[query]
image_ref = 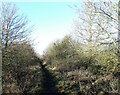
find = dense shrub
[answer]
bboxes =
[43,35,120,94]
[2,42,43,93]
[43,35,84,70]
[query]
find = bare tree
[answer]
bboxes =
[73,0,119,52]
[73,0,107,56]
[0,3,29,48]
[93,0,119,51]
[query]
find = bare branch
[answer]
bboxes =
[1,3,30,48]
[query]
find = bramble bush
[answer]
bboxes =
[43,35,120,94]
[2,42,43,93]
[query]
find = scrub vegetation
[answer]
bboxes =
[1,1,120,95]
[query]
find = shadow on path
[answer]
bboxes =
[39,63,60,95]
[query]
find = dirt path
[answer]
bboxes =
[40,63,59,94]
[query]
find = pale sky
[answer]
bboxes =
[1,0,118,55]
[15,2,81,55]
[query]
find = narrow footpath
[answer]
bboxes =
[39,63,60,95]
